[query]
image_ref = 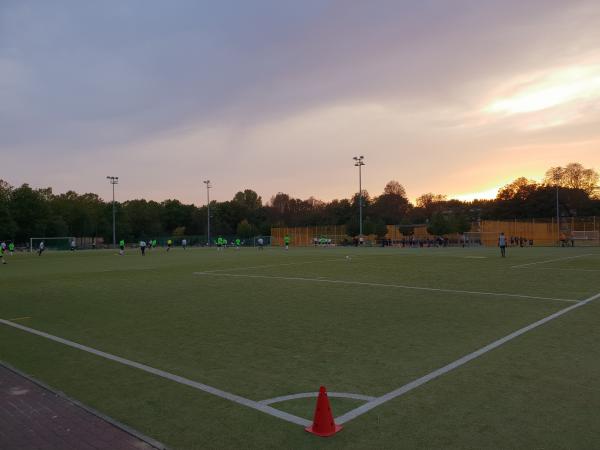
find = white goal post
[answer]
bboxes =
[571,230,599,240]
[29,237,75,252]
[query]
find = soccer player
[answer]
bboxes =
[8,242,15,255]
[119,239,125,256]
[167,239,172,251]
[70,239,76,251]
[498,232,507,258]
[1,243,6,264]
[38,241,45,256]
[257,237,264,250]
[284,235,290,250]
[182,238,187,250]
[235,238,241,250]
[140,239,147,256]
[217,236,223,251]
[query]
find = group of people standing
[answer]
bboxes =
[509,236,533,247]
[136,239,184,256]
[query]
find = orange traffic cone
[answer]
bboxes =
[305,386,343,437]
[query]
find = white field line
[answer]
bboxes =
[200,258,345,274]
[511,253,595,269]
[521,267,600,273]
[193,272,578,303]
[0,318,310,427]
[335,290,600,425]
[259,392,375,405]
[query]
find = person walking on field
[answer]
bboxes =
[119,239,125,256]
[140,240,147,256]
[498,232,507,258]
[284,235,290,250]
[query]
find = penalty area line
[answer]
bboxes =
[511,253,595,269]
[200,258,346,274]
[335,290,600,425]
[193,272,578,303]
[0,318,311,428]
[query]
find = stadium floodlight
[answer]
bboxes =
[353,156,365,237]
[552,172,560,245]
[106,176,119,248]
[203,180,212,246]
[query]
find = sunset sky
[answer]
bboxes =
[1,1,599,205]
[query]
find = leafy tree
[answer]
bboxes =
[173,226,186,237]
[236,219,256,238]
[10,184,51,242]
[450,214,471,234]
[416,193,446,209]
[427,213,451,236]
[383,180,407,197]
[1,162,598,244]
[544,163,599,195]
[398,218,415,236]
[373,181,410,224]
[233,189,262,210]
[0,203,17,239]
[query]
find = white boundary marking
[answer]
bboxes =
[2,291,599,429]
[193,272,578,303]
[0,318,310,427]
[519,267,600,273]
[511,253,595,269]
[335,291,600,424]
[201,258,345,274]
[259,392,375,405]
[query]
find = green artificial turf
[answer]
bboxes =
[1,245,599,449]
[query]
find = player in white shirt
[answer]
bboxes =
[140,240,147,256]
[38,241,45,256]
[182,239,187,250]
[498,232,507,258]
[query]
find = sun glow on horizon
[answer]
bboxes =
[449,186,502,202]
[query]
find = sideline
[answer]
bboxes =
[193,272,578,303]
[0,318,311,427]
[511,253,595,269]
[335,291,600,424]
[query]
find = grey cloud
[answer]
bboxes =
[1,0,599,203]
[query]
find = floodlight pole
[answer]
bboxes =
[106,176,119,247]
[203,180,212,246]
[555,184,560,245]
[553,170,561,246]
[353,156,365,237]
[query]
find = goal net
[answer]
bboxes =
[30,237,75,252]
[570,231,600,246]
[462,232,500,247]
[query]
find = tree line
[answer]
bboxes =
[1,163,598,244]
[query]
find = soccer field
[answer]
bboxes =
[1,246,600,449]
